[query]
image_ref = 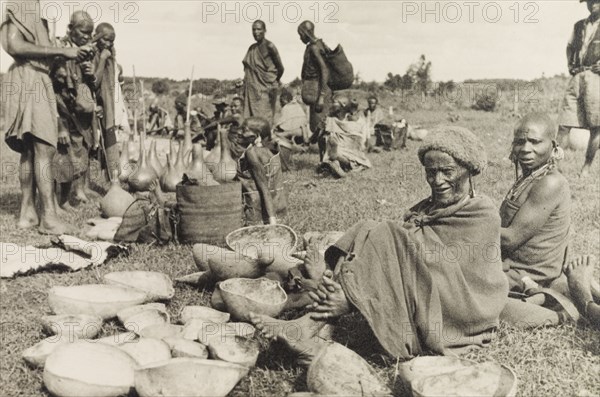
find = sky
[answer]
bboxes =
[0,1,591,82]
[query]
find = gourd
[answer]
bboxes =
[101,170,135,218]
[128,130,158,192]
[212,127,237,183]
[147,139,164,176]
[159,154,181,192]
[187,144,218,186]
[119,140,134,183]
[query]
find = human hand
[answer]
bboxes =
[100,48,112,60]
[315,97,324,113]
[76,44,94,61]
[591,62,600,75]
[95,106,103,119]
[58,130,69,146]
[307,270,351,320]
[62,47,80,60]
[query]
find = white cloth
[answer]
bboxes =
[580,18,600,65]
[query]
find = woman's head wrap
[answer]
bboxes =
[418,126,487,175]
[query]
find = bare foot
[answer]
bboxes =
[17,205,39,229]
[60,201,75,213]
[304,243,327,282]
[249,312,329,366]
[565,256,595,312]
[73,190,89,204]
[39,216,75,236]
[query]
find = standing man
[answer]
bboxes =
[557,0,600,177]
[297,20,333,161]
[242,20,284,123]
[53,11,97,206]
[1,0,91,234]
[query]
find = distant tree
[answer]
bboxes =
[472,92,498,112]
[151,79,170,95]
[384,72,403,91]
[408,55,432,93]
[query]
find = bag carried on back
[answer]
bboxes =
[323,43,354,91]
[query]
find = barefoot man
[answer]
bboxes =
[242,20,284,123]
[557,0,600,177]
[2,0,91,234]
[250,127,508,395]
[298,21,333,161]
[52,11,96,207]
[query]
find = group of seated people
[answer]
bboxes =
[241,112,599,395]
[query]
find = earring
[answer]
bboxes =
[469,174,475,198]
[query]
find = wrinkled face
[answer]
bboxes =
[511,122,553,172]
[96,30,116,51]
[231,99,243,114]
[588,0,600,17]
[367,98,378,112]
[69,22,93,46]
[252,22,265,42]
[424,151,471,207]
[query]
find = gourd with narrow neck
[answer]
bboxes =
[147,140,164,177]
[213,128,237,183]
[187,144,218,186]
[119,140,134,183]
[101,170,135,218]
[128,130,158,192]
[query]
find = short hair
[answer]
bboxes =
[367,95,378,103]
[232,96,244,105]
[243,117,271,141]
[515,112,557,140]
[96,22,115,34]
[253,20,266,29]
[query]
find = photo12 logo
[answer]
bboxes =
[400,1,540,24]
[200,1,340,23]
[1,1,140,24]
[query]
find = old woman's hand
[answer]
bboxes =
[308,270,351,320]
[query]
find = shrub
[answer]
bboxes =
[472,93,498,112]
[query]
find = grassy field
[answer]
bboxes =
[0,107,599,396]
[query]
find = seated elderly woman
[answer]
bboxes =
[319,94,372,178]
[228,117,288,225]
[499,113,580,327]
[250,127,508,395]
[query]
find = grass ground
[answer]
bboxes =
[0,108,599,396]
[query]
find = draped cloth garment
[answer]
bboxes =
[242,43,278,122]
[324,195,508,359]
[500,167,571,290]
[1,0,58,151]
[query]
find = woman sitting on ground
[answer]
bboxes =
[250,126,509,395]
[499,113,580,327]
[228,117,288,225]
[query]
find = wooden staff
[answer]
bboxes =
[186,66,194,123]
[132,66,137,137]
[140,80,146,136]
